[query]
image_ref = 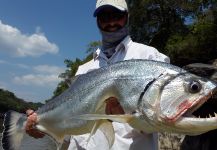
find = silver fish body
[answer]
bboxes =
[2,59,217,150]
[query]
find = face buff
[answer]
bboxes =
[100,26,128,58]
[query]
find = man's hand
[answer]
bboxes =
[105,97,125,115]
[25,109,45,138]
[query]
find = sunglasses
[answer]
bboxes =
[97,11,127,23]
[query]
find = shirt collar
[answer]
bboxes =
[93,35,132,60]
[117,35,132,51]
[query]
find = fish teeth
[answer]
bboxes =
[215,113,217,117]
[209,114,212,118]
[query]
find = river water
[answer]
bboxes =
[0,133,57,150]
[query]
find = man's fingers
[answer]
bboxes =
[26,118,36,130]
[26,109,34,116]
[26,113,38,126]
[27,129,45,139]
[25,110,45,138]
[26,123,45,139]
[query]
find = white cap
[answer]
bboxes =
[94,0,128,17]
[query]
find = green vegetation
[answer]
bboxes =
[0,89,43,113]
[0,88,43,132]
[128,0,217,66]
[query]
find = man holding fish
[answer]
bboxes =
[26,0,169,149]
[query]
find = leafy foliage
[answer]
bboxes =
[0,88,43,132]
[127,0,217,66]
[0,89,43,113]
[165,22,217,66]
[128,0,189,46]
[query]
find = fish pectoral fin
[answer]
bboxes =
[73,114,133,123]
[86,120,115,148]
[87,120,102,142]
[71,114,133,148]
[99,120,115,148]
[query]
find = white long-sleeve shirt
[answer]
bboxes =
[68,36,170,150]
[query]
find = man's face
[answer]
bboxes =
[97,7,128,32]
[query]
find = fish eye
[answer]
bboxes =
[189,81,202,93]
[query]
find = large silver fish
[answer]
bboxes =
[2,59,217,150]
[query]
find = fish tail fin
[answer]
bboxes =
[2,111,59,150]
[1,110,26,150]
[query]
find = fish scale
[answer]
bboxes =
[2,59,217,150]
[38,59,182,114]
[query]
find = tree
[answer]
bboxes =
[127,0,188,47]
[127,0,217,66]
[0,88,43,113]
[164,1,217,66]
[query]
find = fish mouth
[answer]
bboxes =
[182,88,217,119]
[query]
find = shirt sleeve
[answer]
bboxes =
[128,42,170,63]
[75,65,85,76]
[75,60,94,76]
[151,48,170,63]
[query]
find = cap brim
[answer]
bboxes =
[93,5,126,17]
